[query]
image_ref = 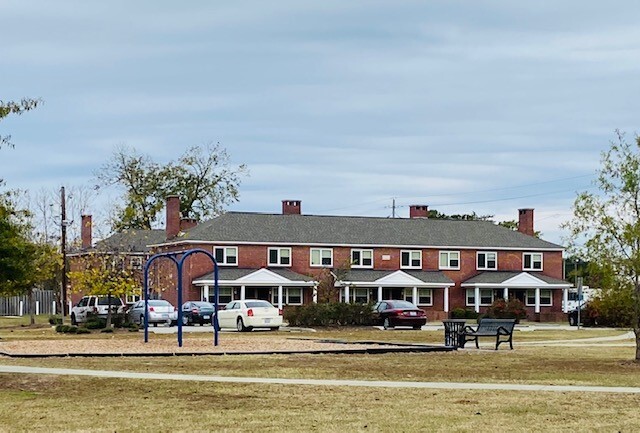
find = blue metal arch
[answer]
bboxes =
[143,248,220,347]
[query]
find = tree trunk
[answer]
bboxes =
[636,328,640,361]
[28,289,35,326]
[106,292,113,328]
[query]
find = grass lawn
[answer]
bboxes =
[1,320,639,432]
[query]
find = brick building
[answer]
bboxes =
[143,197,570,322]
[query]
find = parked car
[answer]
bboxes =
[181,301,215,326]
[568,304,598,327]
[216,299,283,332]
[372,300,427,330]
[71,295,125,325]
[127,300,177,327]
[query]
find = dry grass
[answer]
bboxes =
[1,374,639,432]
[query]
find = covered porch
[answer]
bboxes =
[193,268,316,309]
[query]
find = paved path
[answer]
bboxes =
[2,364,640,394]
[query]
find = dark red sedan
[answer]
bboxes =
[373,300,427,330]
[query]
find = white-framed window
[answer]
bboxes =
[129,257,143,270]
[439,251,460,270]
[401,250,422,269]
[268,247,291,266]
[351,249,373,268]
[477,252,497,270]
[310,248,333,267]
[271,287,303,305]
[466,288,494,306]
[214,247,238,266]
[526,289,552,306]
[354,288,369,304]
[523,252,543,271]
[418,288,433,306]
[211,287,233,304]
[125,290,141,304]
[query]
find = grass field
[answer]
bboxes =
[1,318,639,432]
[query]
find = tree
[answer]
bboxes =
[68,253,138,327]
[0,98,41,149]
[564,130,640,361]
[427,209,493,220]
[96,142,247,231]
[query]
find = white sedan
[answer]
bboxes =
[216,299,283,332]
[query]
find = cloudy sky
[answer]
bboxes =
[2,1,639,245]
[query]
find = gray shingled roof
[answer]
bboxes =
[343,270,454,285]
[463,271,569,285]
[94,229,166,253]
[173,212,562,250]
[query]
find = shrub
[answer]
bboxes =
[451,308,479,320]
[55,325,78,334]
[48,315,63,325]
[85,314,107,330]
[484,298,527,321]
[76,327,91,334]
[284,302,375,327]
[586,288,634,327]
[100,328,114,333]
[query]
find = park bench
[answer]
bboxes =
[458,318,516,350]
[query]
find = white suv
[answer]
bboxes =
[70,296,125,325]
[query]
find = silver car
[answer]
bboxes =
[127,300,177,327]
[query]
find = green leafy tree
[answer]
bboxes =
[564,130,640,361]
[68,253,138,327]
[0,98,41,149]
[427,209,493,220]
[97,142,247,230]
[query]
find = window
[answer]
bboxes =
[310,248,333,267]
[215,287,233,304]
[476,252,497,270]
[466,288,494,306]
[439,251,460,270]
[418,289,432,305]
[354,288,369,304]
[526,289,552,306]
[401,250,422,269]
[268,247,291,266]
[351,249,373,268]
[214,247,238,266]
[125,292,141,304]
[271,287,303,305]
[130,257,143,270]
[523,252,543,271]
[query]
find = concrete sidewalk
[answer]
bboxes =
[2,364,639,394]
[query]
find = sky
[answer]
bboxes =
[2,1,640,246]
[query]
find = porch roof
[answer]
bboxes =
[193,267,315,286]
[340,270,454,288]
[461,271,571,289]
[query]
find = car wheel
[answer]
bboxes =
[138,315,144,326]
[413,325,422,330]
[182,315,190,326]
[71,314,78,326]
[237,317,247,332]
[383,317,392,330]
[269,327,279,331]
[569,315,576,326]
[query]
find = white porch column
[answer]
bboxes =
[377,286,383,302]
[412,287,418,305]
[344,285,350,303]
[474,287,480,313]
[277,285,283,309]
[68,301,72,314]
[52,301,56,315]
[535,287,541,314]
[313,285,318,303]
[503,287,509,300]
[444,287,449,312]
[19,301,23,316]
[563,288,569,313]
[240,285,246,301]
[35,301,40,316]
[203,285,210,302]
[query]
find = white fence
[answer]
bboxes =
[0,290,57,316]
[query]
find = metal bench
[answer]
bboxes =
[458,318,516,350]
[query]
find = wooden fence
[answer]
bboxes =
[0,289,57,316]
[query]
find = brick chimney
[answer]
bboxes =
[166,196,181,239]
[81,215,92,249]
[180,217,197,231]
[409,205,429,219]
[282,200,301,215]
[518,208,534,236]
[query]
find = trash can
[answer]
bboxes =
[443,319,467,348]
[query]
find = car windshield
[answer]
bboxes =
[389,300,417,309]
[97,297,123,306]
[245,301,274,308]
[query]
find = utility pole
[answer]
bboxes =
[392,198,396,218]
[60,186,68,317]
